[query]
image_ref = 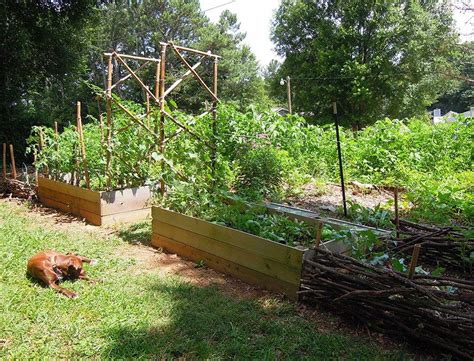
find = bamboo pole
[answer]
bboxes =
[34,150,38,183]
[106,61,150,93]
[159,42,221,58]
[105,54,113,189]
[114,53,160,104]
[407,244,421,279]
[146,89,150,128]
[162,58,203,98]
[54,121,59,180]
[103,52,160,62]
[211,57,218,184]
[76,101,90,189]
[9,144,17,179]
[2,143,6,178]
[159,44,167,195]
[171,44,219,102]
[286,76,292,114]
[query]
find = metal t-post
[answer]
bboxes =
[333,102,347,217]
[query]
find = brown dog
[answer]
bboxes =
[27,251,97,298]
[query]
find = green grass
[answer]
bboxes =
[0,202,409,359]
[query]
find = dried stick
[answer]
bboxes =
[159,44,167,196]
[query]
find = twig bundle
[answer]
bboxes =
[0,178,36,199]
[391,219,473,274]
[300,248,474,359]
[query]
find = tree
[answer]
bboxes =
[270,0,459,126]
[0,0,96,159]
[431,41,474,113]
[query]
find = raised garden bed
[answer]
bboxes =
[151,206,353,299]
[37,177,152,226]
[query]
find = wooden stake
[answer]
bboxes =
[394,188,400,238]
[54,121,59,180]
[159,44,167,196]
[76,101,90,189]
[105,54,113,189]
[211,57,218,184]
[97,97,104,143]
[34,150,38,183]
[407,244,421,279]
[315,222,324,248]
[2,143,6,179]
[146,90,150,128]
[39,129,49,177]
[9,144,17,179]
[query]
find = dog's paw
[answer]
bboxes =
[90,259,98,266]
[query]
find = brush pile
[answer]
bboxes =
[391,219,473,274]
[0,178,36,199]
[300,248,474,359]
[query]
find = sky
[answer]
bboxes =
[199,0,473,68]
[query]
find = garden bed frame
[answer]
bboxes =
[151,206,307,299]
[38,177,151,226]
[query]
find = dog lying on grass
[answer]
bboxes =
[27,251,97,298]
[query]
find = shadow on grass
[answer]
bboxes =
[117,221,152,246]
[102,281,405,360]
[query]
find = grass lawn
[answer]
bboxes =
[0,201,409,359]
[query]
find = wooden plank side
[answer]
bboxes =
[152,207,303,268]
[100,186,152,216]
[38,187,101,215]
[151,234,300,300]
[38,195,102,225]
[153,221,301,285]
[38,177,100,203]
[101,207,151,225]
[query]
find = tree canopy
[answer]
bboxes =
[1,0,265,159]
[269,0,460,126]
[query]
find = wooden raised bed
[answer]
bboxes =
[37,177,151,226]
[151,206,306,299]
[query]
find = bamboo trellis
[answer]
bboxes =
[102,41,221,194]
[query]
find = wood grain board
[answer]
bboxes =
[151,206,305,299]
[37,177,151,226]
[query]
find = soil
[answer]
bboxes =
[286,182,394,219]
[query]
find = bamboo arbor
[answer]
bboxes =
[102,41,221,193]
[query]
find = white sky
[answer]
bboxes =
[200,0,473,68]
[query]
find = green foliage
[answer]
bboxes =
[346,202,393,229]
[269,0,459,125]
[236,146,291,200]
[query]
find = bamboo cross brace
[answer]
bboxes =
[104,52,160,62]
[106,60,151,93]
[114,53,161,105]
[162,57,204,98]
[170,44,219,102]
[163,128,184,145]
[161,109,215,149]
[112,98,161,140]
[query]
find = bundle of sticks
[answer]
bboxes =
[300,248,474,359]
[0,178,36,200]
[391,219,473,274]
